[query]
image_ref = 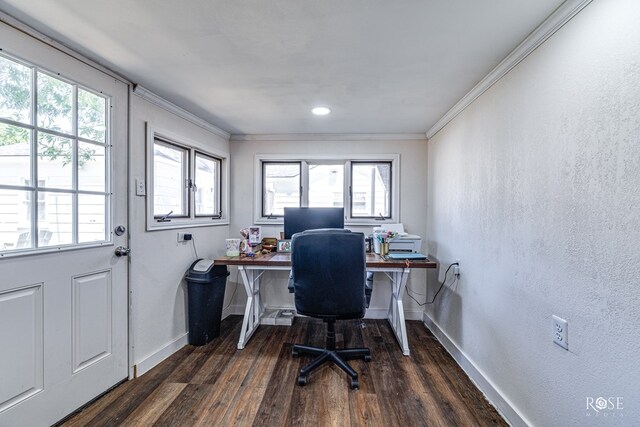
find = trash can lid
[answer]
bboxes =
[192,259,214,272]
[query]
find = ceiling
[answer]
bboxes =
[0,0,563,135]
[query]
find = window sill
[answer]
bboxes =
[253,218,398,227]
[146,218,229,231]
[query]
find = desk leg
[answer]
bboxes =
[237,267,262,349]
[387,269,410,356]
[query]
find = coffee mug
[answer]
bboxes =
[225,238,241,256]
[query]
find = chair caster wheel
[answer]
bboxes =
[292,349,299,357]
[297,375,308,386]
[364,355,372,362]
[350,379,359,389]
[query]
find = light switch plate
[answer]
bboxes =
[135,178,146,196]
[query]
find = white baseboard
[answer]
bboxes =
[129,308,425,378]
[222,305,423,321]
[132,307,242,379]
[364,308,392,319]
[134,332,189,377]
[365,307,423,320]
[222,304,245,318]
[422,313,531,427]
[404,310,424,321]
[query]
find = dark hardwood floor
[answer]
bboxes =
[60,316,507,427]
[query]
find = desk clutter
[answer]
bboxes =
[228,228,280,257]
[261,237,277,252]
[227,223,427,259]
[371,223,427,260]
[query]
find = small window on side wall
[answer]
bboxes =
[194,152,221,218]
[153,139,188,218]
[147,126,228,230]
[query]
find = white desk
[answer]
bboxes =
[214,252,436,356]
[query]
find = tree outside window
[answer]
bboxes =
[0,53,109,252]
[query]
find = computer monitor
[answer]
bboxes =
[283,207,345,239]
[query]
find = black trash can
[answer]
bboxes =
[185,259,229,346]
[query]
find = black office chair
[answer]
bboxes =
[290,229,371,389]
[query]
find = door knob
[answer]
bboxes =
[115,246,131,257]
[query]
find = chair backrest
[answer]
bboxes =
[291,229,366,319]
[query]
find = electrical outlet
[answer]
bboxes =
[453,259,461,277]
[177,232,188,243]
[552,315,568,350]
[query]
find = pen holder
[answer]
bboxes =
[380,242,389,256]
[372,232,382,253]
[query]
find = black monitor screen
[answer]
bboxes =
[284,207,344,239]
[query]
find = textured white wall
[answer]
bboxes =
[426,1,640,425]
[229,138,429,317]
[129,95,230,368]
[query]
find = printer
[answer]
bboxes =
[372,224,422,253]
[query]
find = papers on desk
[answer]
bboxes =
[386,252,428,260]
[373,223,422,253]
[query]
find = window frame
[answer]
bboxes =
[261,160,302,218]
[254,153,399,225]
[152,137,190,219]
[194,150,222,218]
[146,124,229,231]
[0,52,113,257]
[349,160,393,220]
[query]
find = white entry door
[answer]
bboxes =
[0,23,129,426]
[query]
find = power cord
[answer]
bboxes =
[406,262,459,306]
[190,235,199,259]
[223,269,239,311]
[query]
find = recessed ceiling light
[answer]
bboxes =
[311,106,331,116]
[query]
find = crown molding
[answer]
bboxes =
[230,133,427,142]
[426,0,594,140]
[133,85,230,140]
[2,12,231,140]
[0,10,131,85]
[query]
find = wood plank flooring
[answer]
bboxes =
[60,316,507,427]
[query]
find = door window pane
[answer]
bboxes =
[195,153,219,216]
[38,192,72,246]
[0,189,32,250]
[153,140,187,217]
[0,55,32,124]
[78,142,105,192]
[78,194,106,243]
[0,123,31,186]
[38,132,73,189]
[263,162,300,216]
[37,72,73,134]
[78,88,106,142]
[308,164,343,208]
[0,55,111,253]
[351,162,392,218]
